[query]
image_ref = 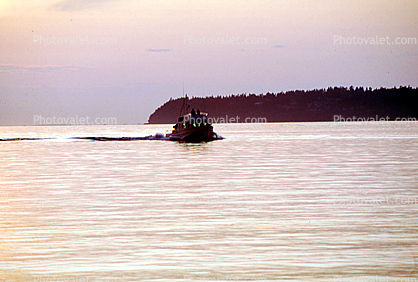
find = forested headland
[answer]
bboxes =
[147,86,418,124]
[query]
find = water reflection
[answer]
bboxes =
[0,123,417,281]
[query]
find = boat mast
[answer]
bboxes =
[178,83,188,118]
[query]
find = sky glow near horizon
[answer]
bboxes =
[1,0,417,125]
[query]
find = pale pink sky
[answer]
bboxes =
[1,0,417,125]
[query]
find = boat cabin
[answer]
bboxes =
[173,112,210,130]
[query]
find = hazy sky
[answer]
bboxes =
[1,0,417,125]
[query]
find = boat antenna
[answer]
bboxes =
[178,83,188,117]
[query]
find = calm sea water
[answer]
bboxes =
[1,122,417,282]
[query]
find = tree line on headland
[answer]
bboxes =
[147,86,418,124]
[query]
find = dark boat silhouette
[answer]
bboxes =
[166,95,216,142]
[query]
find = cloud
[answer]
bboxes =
[0,64,94,73]
[52,0,117,11]
[396,51,418,57]
[146,49,173,53]
[273,45,287,48]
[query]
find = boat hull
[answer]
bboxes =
[167,126,215,142]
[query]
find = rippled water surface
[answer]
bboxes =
[1,122,417,281]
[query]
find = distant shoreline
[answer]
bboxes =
[147,86,418,124]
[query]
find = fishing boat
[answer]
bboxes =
[166,95,217,142]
